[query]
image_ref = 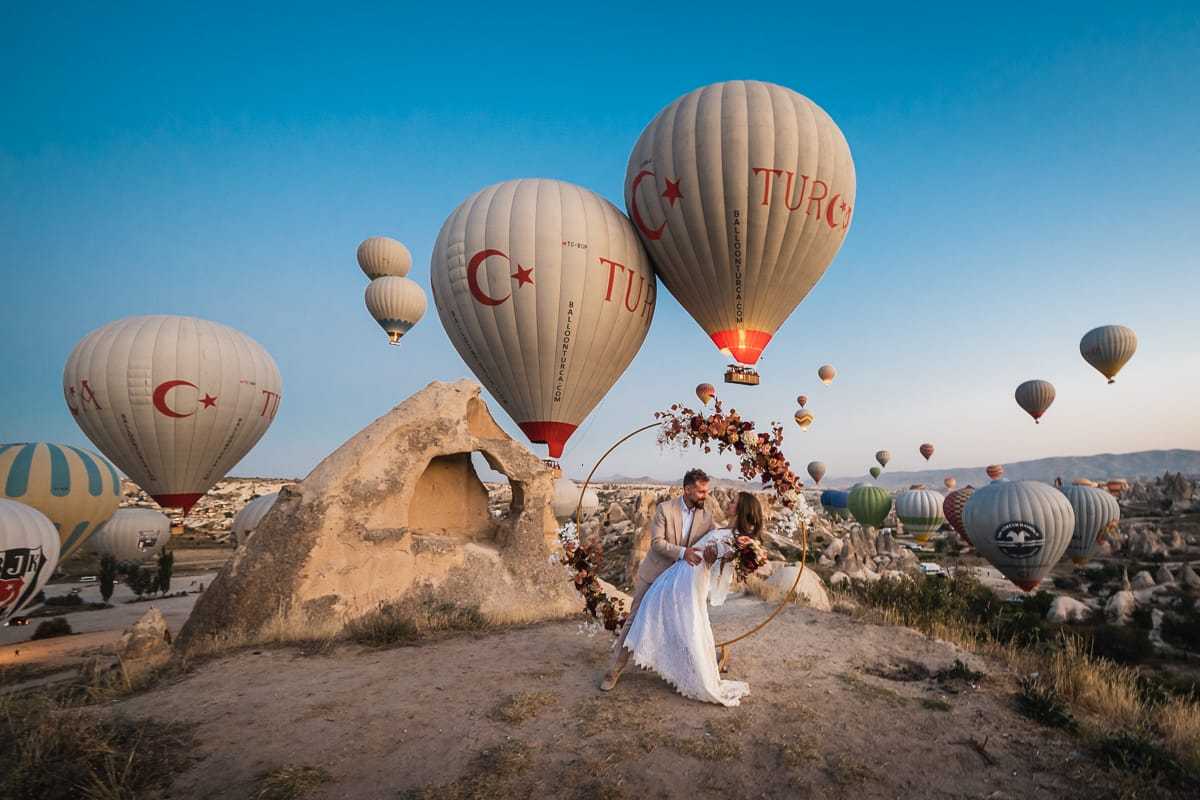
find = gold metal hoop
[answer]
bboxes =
[570,420,811,665]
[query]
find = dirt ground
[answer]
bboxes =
[112,596,1115,800]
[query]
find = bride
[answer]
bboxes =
[620,491,764,707]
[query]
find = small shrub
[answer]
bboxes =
[1080,624,1155,665]
[156,548,174,595]
[920,698,952,712]
[936,659,984,684]
[99,554,117,602]
[346,591,487,646]
[43,593,84,607]
[1095,731,1196,791]
[124,565,158,598]
[31,617,72,640]
[1016,674,1078,732]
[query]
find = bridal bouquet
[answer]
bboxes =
[725,535,769,583]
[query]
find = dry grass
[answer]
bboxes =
[399,740,534,800]
[833,577,1200,786]
[491,690,558,725]
[0,690,195,800]
[253,765,331,800]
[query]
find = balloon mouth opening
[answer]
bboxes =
[518,421,577,459]
[1070,556,1089,566]
[1012,579,1041,592]
[152,492,204,515]
[710,329,772,365]
[387,332,403,345]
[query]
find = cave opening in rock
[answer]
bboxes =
[405,451,524,541]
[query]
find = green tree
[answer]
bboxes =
[156,548,174,596]
[99,555,117,603]
[125,565,157,598]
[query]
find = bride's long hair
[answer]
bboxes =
[733,492,764,539]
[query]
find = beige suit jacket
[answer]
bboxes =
[635,498,715,588]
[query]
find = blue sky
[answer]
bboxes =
[2,3,1198,484]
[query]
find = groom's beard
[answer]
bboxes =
[685,498,704,510]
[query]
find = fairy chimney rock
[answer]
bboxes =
[177,380,579,652]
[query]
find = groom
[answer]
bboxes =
[600,467,718,691]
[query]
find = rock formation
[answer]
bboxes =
[177,381,580,652]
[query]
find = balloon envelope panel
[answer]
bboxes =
[0,498,60,622]
[89,508,170,563]
[849,484,892,528]
[1061,485,1120,564]
[431,179,656,459]
[963,480,1074,591]
[625,81,855,366]
[0,442,120,561]
[896,488,945,542]
[62,316,283,514]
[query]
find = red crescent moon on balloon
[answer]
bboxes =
[152,380,197,418]
[629,170,666,241]
[825,193,842,229]
[466,249,512,307]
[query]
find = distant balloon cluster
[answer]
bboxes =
[359,237,427,346]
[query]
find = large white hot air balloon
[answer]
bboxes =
[88,508,171,563]
[231,492,278,546]
[365,276,427,344]
[431,178,655,460]
[895,487,945,543]
[962,480,1074,591]
[625,80,855,379]
[357,236,412,279]
[1060,484,1120,565]
[63,316,283,514]
[1080,325,1136,384]
[0,498,60,622]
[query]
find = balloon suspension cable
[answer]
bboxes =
[573,418,811,669]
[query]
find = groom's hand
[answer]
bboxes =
[683,547,703,566]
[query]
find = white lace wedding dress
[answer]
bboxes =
[621,528,750,707]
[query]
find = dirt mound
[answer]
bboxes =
[114,598,1112,800]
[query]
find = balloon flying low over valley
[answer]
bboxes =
[2,4,1198,485]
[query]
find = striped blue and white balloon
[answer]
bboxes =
[0,442,120,561]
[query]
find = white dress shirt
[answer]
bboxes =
[679,496,696,559]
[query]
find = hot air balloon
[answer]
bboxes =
[943,485,975,541]
[0,499,60,622]
[944,477,957,490]
[365,276,427,344]
[552,476,599,521]
[1105,479,1129,496]
[895,487,945,543]
[88,508,170,563]
[431,179,655,460]
[1060,484,1120,565]
[962,480,1074,591]
[1080,325,1137,384]
[63,316,283,514]
[875,450,890,469]
[818,365,837,385]
[807,461,826,485]
[919,443,935,461]
[820,489,850,520]
[869,466,881,479]
[848,484,892,529]
[986,464,1005,481]
[696,383,716,406]
[231,492,278,546]
[357,236,412,279]
[794,409,814,430]
[0,442,120,561]
[624,80,855,382]
[1015,379,1055,424]
[796,395,808,408]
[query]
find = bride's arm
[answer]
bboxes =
[707,533,736,606]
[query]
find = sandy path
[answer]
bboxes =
[114,597,1106,800]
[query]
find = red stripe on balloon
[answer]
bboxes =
[709,329,772,365]
[152,492,204,514]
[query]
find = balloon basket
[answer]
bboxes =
[724,365,759,386]
[542,459,561,474]
[387,333,403,345]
